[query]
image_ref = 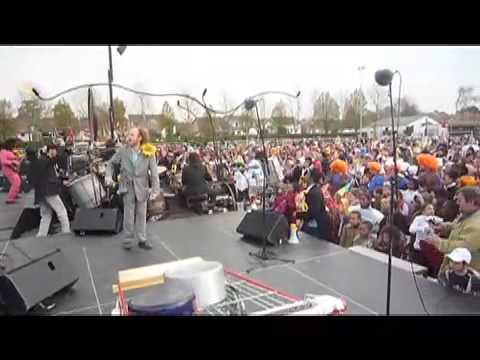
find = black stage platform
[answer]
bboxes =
[1,193,479,315]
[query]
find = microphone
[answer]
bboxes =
[177,100,181,107]
[296,91,301,97]
[117,45,127,55]
[32,88,40,97]
[202,88,207,98]
[244,98,256,111]
[375,69,394,87]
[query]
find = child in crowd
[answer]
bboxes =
[354,221,375,248]
[438,248,480,296]
[272,184,289,216]
[339,211,361,248]
[292,182,308,234]
[373,225,407,259]
[234,165,249,210]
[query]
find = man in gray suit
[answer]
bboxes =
[105,128,160,250]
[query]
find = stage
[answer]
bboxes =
[0,192,479,315]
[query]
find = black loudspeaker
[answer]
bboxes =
[236,210,289,246]
[0,248,79,314]
[10,207,58,240]
[72,208,123,235]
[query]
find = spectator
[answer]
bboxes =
[354,221,375,248]
[438,248,480,296]
[374,225,407,259]
[428,186,480,272]
[339,211,361,248]
[272,184,289,216]
[349,192,384,233]
[234,165,249,208]
[301,169,332,241]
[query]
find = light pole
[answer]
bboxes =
[358,65,366,137]
[107,45,127,141]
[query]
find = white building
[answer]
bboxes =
[369,115,441,138]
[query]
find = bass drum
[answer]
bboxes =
[67,174,106,209]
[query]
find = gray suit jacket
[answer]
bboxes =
[107,146,160,202]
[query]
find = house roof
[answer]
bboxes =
[373,114,435,128]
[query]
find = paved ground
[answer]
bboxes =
[1,190,479,315]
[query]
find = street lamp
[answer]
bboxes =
[358,65,366,137]
[108,45,127,141]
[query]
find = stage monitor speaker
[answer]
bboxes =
[236,210,289,246]
[72,208,123,235]
[0,248,79,314]
[10,207,57,240]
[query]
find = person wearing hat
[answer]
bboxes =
[428,186,480,273]
[438,248,480,295]
[367,162,385,195]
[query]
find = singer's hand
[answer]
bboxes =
[149,192,159,201]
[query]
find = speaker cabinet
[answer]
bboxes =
[236,210,289,246]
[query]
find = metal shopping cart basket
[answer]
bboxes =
[114,268,346,316]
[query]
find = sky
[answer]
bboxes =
[1,45,479,120]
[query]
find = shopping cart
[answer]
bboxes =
[114,268,346,316]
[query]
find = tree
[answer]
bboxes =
[53,99,77,130]
[270,100,294,134]
[156,100,176,137]
[334,90,349,121]
[313,92,340,135]
[239,109,255,136]
[113,98,128,133]
[342,89,367,132]
[399,96,420,116]
[0,99,15,141]
[460,105,480,113]
[271,100,288,119]
[456,86,480,113]
[17,96,45,140]
[367,84,388,135]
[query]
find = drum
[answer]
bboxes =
[127,279,195,316]
[165,261,226,309]
[67,174,106,209]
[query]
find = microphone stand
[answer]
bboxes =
[386,80,398,316]
[246,101,294,274]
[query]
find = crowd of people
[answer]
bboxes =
[1,132,479,295]
[153,135,480,295]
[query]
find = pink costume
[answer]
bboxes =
[0,149,21,203]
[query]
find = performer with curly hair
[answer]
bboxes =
[106,128,160,250]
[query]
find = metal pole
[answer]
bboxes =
[108,45,116,141]
[358,66,365,138]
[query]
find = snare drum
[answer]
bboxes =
[67,174,106,208]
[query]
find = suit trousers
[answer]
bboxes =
[123,189,147,243]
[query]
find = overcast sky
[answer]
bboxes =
[1,45,479,119]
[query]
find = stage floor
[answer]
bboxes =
[1,192,479,316]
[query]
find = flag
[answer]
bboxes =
[336,180,353,198]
